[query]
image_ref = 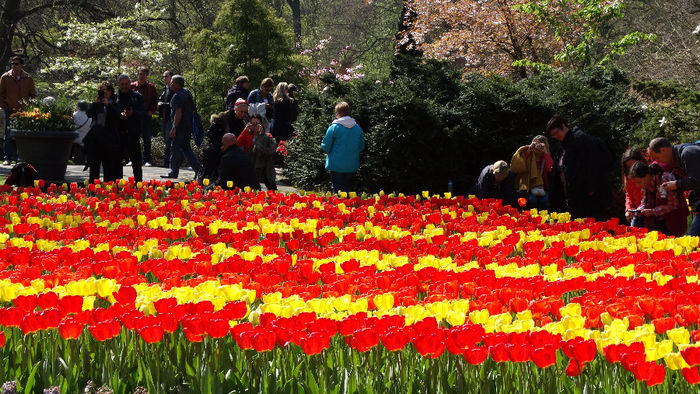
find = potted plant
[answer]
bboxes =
[9,97,78,180]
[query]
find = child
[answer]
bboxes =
[628,161,689,237]
[621,148,646,227]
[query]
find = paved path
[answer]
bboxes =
[0,163,298,193]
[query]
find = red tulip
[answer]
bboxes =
[463,346,488,365]
[507,344,530,363]
[300,332,330,355]
[153,313,176,334]
[58,319,84,340]
[630,361,655,382]
[37,292,59,310]
[489,343,510,363]
[603,344,622,364]
[380,328,410,352]
[14,294,38,311]
[682,367,700,385]
[0,331,5,348]
[113,286,137,307]
[682,346,700,366]
[530,345,556,368]
[352,328,380,353]
[59,296,84,315]
[88,319,121,341]
[646,363,666,387]
[153,297,178,314]
[565,359,583,377]
[252,329,276,352]
[139,325,165,344]
[449,324,484,349]
[206,319,230,339]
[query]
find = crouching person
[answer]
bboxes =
[215,133,260,191]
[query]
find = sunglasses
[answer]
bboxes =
[10,63,20,66]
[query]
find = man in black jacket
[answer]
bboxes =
[115,74,146,182]
[547,115,612,220]
[157,70,175,168]
[649,137,700,236]
[216,133,260,190]
[225,76,250,110]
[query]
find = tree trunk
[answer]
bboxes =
[285,0,301,49]
[0,0,22,67]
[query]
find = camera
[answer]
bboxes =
[97,89,104,100]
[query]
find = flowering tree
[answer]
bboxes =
[402,0,654,77]
[300,37,365,88]
[40,5,175,97]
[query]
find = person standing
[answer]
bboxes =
[115,74,146,182]
[157,70,175,168]
[162,75,201,179]
[247,78,274,122]
[84,81,121,183]
[547,115,612,220]
[510,135,553,210]
[0,56,37,164]
[225,76,250,110]
[648,137,700,236]
[71,100,92,165]
[270,82,296,143]
[321,101,365,194]
[252,117,277,190]
[130,66,158,167]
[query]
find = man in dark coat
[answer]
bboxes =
[115,74,146,182]
[216,133,260,190]
[547,115,612,220]
[85,81,121,182]
[157,70,175,168]
[649,137,700,236]
[225,76,250,110]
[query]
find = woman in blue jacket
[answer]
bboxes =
[321,101,365,193]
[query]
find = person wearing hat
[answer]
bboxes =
[71,100,92,165]
[471,160,517,206]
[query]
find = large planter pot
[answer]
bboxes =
[11,129,79,181]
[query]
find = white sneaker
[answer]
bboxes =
[144,162,152,167]
[2,161,9,165]
[125,161,132,166]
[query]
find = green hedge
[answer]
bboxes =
[285,60,690,195]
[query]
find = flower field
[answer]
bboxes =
[1,180,700,393]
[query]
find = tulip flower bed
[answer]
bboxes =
[1,180,700,393]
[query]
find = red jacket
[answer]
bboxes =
[131,81,158,115]
[237,128,254,152]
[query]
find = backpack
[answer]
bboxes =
[192,111,204,147]
[5,162,39,187]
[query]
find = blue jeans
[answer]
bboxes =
[3,109,17,162]
[141,115,152,163]
[689,214,700,237]
[168,128,201,177]
[331,172,352,194]
[162,117,172,167]
[525,192,549,210]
